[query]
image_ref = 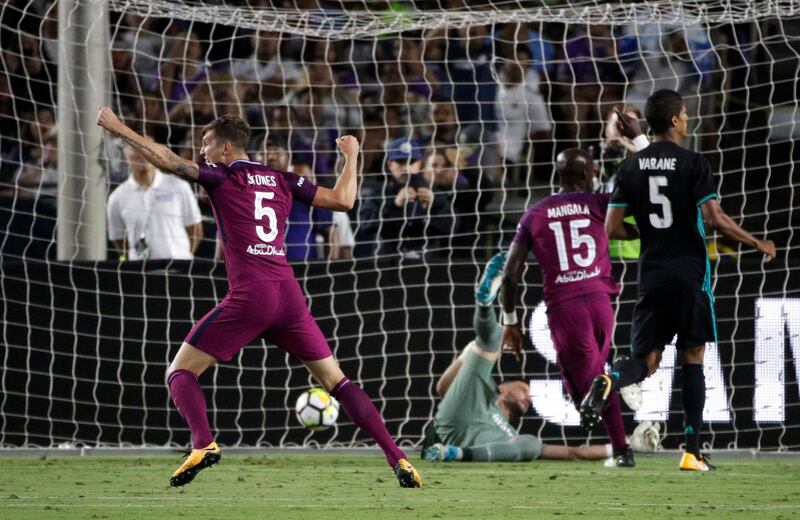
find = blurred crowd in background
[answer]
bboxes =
[0,0,791,263]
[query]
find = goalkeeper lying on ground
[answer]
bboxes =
[422,254,660,464]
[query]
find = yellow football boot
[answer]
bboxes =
[679,451,716,472]
[394,458,424,488]
[170,442,221,487]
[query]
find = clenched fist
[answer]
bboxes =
[336,135,359,158]
[96,106,125,136]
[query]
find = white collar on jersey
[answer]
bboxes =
[228,159,262,166]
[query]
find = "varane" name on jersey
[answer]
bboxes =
[547,203,589,219]
[638,157,677,170]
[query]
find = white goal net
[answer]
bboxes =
[0,0,798,451]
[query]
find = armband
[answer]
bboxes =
[502,310,519,326]
[633,135,650,152]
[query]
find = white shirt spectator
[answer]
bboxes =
[107,169,202,260]
[333,211,355,249]
[231,55,302,83]
[496,69,552,163]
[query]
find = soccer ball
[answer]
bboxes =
[631,420,662,453]
[294,387,340,431]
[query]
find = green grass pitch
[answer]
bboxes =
[2,453,799,519]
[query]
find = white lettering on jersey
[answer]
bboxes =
[491,412,517,437]
[554,265,601,284]
[547,203,590,219]
[638,157,677,170]
[246,244,286,256]
[247,174,277,187]
[298,177,305,187]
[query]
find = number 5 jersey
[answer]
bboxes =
[196,159,318,288]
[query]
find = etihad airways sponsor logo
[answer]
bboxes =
[246,244,286,256]
[554,265,601,284]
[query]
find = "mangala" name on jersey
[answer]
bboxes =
[638,157,677,170]
[547,203,590,219]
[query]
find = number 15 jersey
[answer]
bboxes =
[610,141,718,293]
[513,191,618,308]
[196,159,318,288]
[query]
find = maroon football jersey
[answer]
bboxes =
[513,191,619,307]
[197,159,318,288]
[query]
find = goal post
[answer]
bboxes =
[56,0,109,261]
[0,0,798,451]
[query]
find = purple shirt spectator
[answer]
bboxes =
[285,201,333,261]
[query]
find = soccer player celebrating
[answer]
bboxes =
[501,148,642,467]
[96,107,423,488]
[580,89,777,471]
[422,254,660,463]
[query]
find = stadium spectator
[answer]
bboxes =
[447,25,497,132]
[352,169,383,258]
[283,86,337,181]
[159,31,213,106]
[231,30,302,103]
[14,134,58,199]
[423,146,492,256]
[624,25,717,150]
[379,137,456,259]
[111,33,142,113]
[556,24,637,145]
[425,101,495,223]
[5,33,55,113]
[427,98,500,186]
[397,37,435,128]
[423,255,660,463]
[107,145,203,261]
[305,60,362,136]
[601,106,647,260]
[330,209,355,260]
[376,61,416,140]
[420,29,451,100]
[120,15,176,92]
[495,43,552,184]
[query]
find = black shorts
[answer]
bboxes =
[630,288,717,357]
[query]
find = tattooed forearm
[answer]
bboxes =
[175,161,199,180]
[121,135,198,180]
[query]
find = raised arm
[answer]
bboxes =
[96,106,199,181]
[436,342,501,397]
[700,198,776,262]
[312,135,359,211]
[614,108,649,152]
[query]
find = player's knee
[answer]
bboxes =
[512,435,540,462]
[680,344,706,365]
[646,350,662,375]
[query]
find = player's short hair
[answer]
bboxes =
[645,89,684,134]
[202,114,251,152]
